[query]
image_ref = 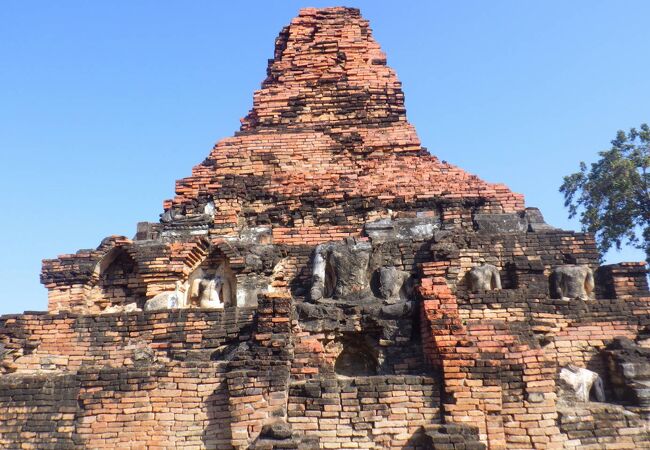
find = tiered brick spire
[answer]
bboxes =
[165,7,524,241]
[241,7,409,132]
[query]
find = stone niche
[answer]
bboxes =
[87,247,146,310]
[550,265,595,300]
[187,252,237,308]
[333,336,379,377]
[298,237,424,378]
[143,247,243,312]
[466,263,502,293]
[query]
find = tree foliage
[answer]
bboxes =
[560,123,650,262]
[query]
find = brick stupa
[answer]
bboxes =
[2,7,650,450]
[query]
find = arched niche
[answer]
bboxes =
[334,338,378,377]
[89,247,145,310]
[186,251,237,308]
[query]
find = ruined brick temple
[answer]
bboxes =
[3,7,650,450]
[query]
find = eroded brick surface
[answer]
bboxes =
[2,6,650,450]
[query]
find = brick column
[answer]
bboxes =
[419,263,564,449]
[597,262,649,299]
[227,294,292,448]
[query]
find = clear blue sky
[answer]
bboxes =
[1,1,649,315]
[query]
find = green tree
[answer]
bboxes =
[560,123,650,262]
